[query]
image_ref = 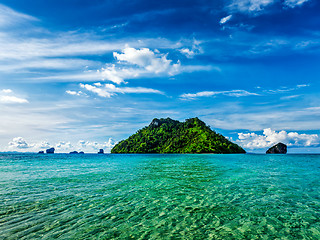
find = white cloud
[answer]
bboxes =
[99,64,137,84]
[179,39,203,58]
[0,89,28,104]
[36,62,213,83]
[80,83,164,98]
[284,0,310,8]
[201,103,320,132]
[0,59,97,73]
[306,106,320,111]
[280,95,300,100]
[237,128,320,149]
[1,89,12,93]
[6,137,116,153]
[66,90,84,96]
[8,137,30,149]
[179,48,196,58]
[34,141,51,149]
[0,96,29,104]
[262,83,310,94]
[51,47,190,85]
[180,89,259,99]
[228,0,275,14]
[99,47,181,83]
[220,15,233,24]
[78,139,115,153]
[80,83,113,98]
[66,90,78,95]
[0,6,183,78]
[55,141,73,151]
[226,0,310,16]
[0,4,208,84]
[296,84,310,88]
[0,4,38,28]
[104,44,209,81]
[0,34,125,61]
[7,137,52,151]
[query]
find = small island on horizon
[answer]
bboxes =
[111,117,246,154]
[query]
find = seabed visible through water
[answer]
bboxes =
[1,153,320,239]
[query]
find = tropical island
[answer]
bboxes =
[111,117,246,154]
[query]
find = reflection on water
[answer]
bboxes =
[0,154,320,239]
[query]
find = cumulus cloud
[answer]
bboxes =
[6,137,116,153]
[114,47,180,74]
[99,64,130,84]
[7,137,52,151]
[180,89,259,99]
[8,137,30,149]
[79,83,164,98]
[237,128,320,149]
[0,89,28,104]
[34,141,51,149]
[284,0,310,8]
[55,141,73,151]
[78,139,115,152]
[99,47,181,84]
[220,15,233,24]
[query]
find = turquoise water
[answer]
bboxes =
[1,154,320,239]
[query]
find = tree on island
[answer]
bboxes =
[111,117,246,154]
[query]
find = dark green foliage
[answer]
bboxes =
[111,117,246,154]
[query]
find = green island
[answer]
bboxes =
[111,117,246,154]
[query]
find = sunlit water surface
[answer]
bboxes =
[1,154,320,239]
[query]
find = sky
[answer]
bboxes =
[1,0,320,153]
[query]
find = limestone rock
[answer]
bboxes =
[266,143,287,154]
[98,149,104,154]
[46,148,55,154]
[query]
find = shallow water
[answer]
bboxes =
[0,153,320,239]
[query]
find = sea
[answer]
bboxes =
[1,153,320,239]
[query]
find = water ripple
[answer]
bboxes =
[0,154,320,239]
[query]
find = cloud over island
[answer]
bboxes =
[237,128,320,149]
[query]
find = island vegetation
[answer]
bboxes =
[111,117,246,154]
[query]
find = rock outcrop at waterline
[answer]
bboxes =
[98,149,104,154]
[46,148,55,154]
[111,117,246,154]
[266,143,287,154]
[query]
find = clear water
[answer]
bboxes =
[1,154,320,239]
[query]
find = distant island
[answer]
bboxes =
[111,117,246,154]
[266,142,287,154]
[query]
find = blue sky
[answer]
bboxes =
[1,0,320,153]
